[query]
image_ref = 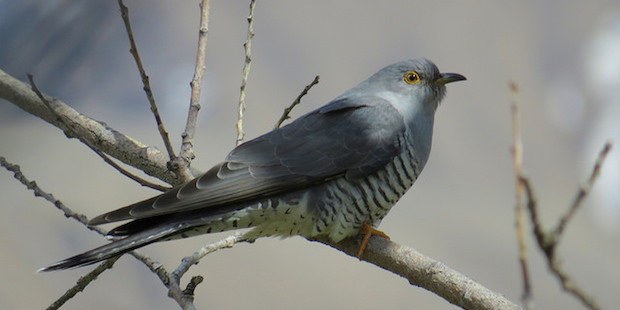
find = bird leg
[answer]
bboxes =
[357,223,390,259]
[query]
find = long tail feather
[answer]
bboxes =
[39,224,182,272]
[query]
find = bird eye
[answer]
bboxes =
[404,71,420,84]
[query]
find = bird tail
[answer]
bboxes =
[38,224,182,272]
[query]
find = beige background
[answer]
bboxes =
[1,1,619,309]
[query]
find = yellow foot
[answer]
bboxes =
[357,223,391,260]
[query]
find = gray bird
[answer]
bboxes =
[41,58,465,271]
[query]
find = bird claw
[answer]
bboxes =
[357,223,390,260]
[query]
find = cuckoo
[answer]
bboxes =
[41,58,466,271]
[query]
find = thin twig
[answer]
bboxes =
[519,177,546,250]
[521,174,602,310]
[509,82,533,309]
[162,233,247,310]
[127,251,196,310]
[157,234,246,310]
[1,156,105,235]
[183,276,204,298]
[117,0,176,160]
[27,74,168,191]
[236,0,257,146]
[1,156,199,309]
[46,257,120,310]
[172,232,246,279]
[514,120,610,309]
[174,0,211,183]
[84,144,170,192]
[2,157,167,300]
[1,157,162,265]
[275,75,320,129]
[552,142,610,310]
[554,142,612,238]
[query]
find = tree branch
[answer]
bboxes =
[519,143,609,310]
[46,257,120,310]
[131,251,199,310]
[236,0,257,145]
[312,236,522,310]
[553,142,612,239]
[0,68,180,185]
[27,74,170,192]
[0,155,201,309]
[117,0,176,160]
[171,0,211,183]
[509,82,533,309]
[510,83,608,310]
[0,156,102,233]
[172,232,246,279]
[275,75,320,129]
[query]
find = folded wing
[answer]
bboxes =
[89,97,406,227]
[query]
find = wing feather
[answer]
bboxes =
[89,97,406,225]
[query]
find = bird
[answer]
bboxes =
[41,58,465,271]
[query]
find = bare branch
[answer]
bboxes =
[46,257,120,310]
[82,145,170,191]
[312,236,523,310]
[520,175,602,310]
[153,233,248,310]
[275,75,320,129]
[236,0,257,146]
[172,232,246,279]
[0,69,180,185]
[509,82,533,309]
[519,177,546,255]
[0,155,200,309]
[129,251,198,310]
[182,276,204,301]
[554,142,612,238]
[173,0,212,183]
[28,74,169,191]
[117,0,176,160]
[1,156,106,235]
[1,157,161,266]
[512,89,609,310]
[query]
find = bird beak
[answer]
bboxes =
[434,73,467,85]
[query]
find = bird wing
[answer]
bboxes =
[89,97,406,225]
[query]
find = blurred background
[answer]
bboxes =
[1,1,619,309]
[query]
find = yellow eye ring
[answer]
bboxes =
[404,71,420,84]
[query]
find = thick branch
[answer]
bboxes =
[313,236,522,310]
[27,74,169,192]
[0,68,178,185]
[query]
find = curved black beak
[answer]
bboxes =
[435,73,467,85]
